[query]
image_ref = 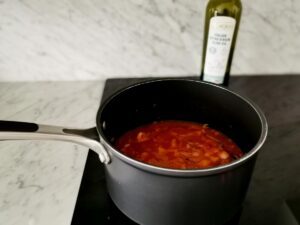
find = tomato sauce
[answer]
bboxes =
[115,120,243,169]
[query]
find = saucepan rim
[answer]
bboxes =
[96,78,268,177]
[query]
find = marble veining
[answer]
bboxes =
[0,0,300,81]
[0,81,104,225]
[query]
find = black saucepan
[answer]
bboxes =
[0,79,268,225]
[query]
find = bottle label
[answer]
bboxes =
[203,16,236,84]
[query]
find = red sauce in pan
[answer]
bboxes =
[115,120,243,169]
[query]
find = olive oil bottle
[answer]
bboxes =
[200,0,242,86]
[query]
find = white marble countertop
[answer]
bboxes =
[0,80,105,225]
[1,0,300,82]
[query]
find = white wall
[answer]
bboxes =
[0,0,299,81]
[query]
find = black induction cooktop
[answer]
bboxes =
[71,76,300,225]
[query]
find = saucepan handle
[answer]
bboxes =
[0,120,110,164]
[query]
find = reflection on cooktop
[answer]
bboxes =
[71,150,138,225]
[107,197,139,225]
[71,151,241,225]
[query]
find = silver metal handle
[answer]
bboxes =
[0,121,110,164]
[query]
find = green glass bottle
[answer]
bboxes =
[200,0,242,86]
